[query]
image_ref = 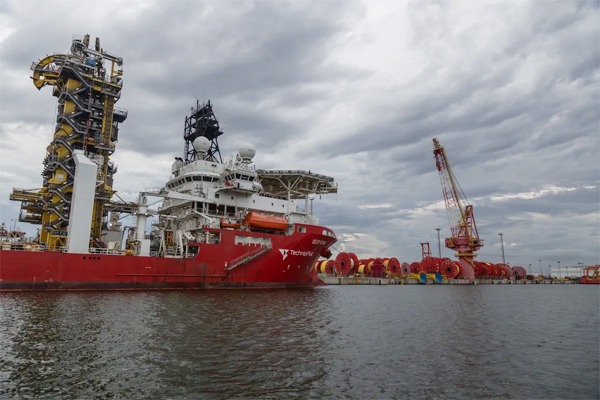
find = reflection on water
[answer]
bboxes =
[1,286,598,399]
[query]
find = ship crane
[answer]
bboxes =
[432,138,483,279]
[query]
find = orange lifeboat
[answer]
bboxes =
[243,212,288,231]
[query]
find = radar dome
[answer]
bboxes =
[193,137,211,153]
[238,143,256,160]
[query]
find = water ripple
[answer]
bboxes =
[1,285,598,399]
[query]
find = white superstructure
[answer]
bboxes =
[128,101,337,257]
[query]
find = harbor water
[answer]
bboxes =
[1,285,598,399]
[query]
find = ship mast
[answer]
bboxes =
[183,100,223,163]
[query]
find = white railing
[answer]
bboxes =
[89,247,127,255]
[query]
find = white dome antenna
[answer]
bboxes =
[238,143,256,162]
[193,137,211,155]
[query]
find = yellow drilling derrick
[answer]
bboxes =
[10,34,127,248]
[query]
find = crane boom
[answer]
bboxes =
[432,138,483,279]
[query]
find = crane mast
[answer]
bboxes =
[433,137,483,279]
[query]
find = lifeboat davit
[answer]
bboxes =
[243,212,288,231]
[220,218,241,230]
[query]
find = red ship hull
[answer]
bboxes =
[580,266,600,284]
[580,277,600,284]
[0,224,335,291]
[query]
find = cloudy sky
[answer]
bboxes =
[1,0,598,273]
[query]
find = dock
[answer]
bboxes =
[321,274,576,285]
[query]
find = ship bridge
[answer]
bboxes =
[256,170,337,200]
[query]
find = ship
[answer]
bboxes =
[0,35,338,291]
[580,266,600,284]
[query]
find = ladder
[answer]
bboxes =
[226,245,271,271]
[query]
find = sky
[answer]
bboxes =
[0,0,598,274]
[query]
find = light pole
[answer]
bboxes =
[436,228,441,258]
[528,264,532,274]
[548,265,552,278]
[557,261,561,278]
[538,259,542,276]
[499,233,506,264]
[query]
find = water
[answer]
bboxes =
[1,285,598,399]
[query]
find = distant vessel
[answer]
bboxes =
[580,266,600,284]
[0,34,337,290]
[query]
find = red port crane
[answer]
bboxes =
[432,138,483,279]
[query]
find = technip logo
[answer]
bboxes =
[279,249,314,260]
[279,249,289,260]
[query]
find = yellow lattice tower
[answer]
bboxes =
[10,34,127,248]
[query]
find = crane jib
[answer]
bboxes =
[432,137,484,280]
